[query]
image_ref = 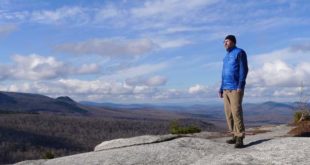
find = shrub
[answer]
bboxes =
[288,121,310,137]
[170,120,201,134]
[294,83,310,124]
[294,111,310,124]
[43,151,54,159]
[294,111,303,124]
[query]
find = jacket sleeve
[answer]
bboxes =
[219,79,223,93]
[238,50,248,89]
[219,64,224,93]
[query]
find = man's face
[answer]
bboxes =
[224,39,235,50]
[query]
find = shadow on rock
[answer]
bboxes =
[244,138,271,148]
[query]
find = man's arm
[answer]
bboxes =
[219,86,223,98]
[238,50,248,91]
[219,73,224,98]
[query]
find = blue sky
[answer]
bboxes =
[0,0,309,104]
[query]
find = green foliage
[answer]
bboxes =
[43,151,55,159]
[170,120,201,134]
[294,111,303,124]
[294,111,310,124]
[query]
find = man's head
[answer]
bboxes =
[224,35,236,50]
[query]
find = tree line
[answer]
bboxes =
[0,113,217,164]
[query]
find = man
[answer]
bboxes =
[219,35,248,148]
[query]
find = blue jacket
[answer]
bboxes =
[219,46,248,93]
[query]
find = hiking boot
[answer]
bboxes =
[226,136,236,144]
[234,137,244,148]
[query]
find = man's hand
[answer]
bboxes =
[218,92,223,98]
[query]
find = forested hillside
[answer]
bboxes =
[0,113,217,164]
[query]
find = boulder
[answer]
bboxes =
[15,124,310,165]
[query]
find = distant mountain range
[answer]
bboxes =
[80,100,296,111]
[0,91,302,164]
[0,91,300,126]
[0,91,194,121]
[0,91,87,114]
[80,100,298,126]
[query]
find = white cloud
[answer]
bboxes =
[0,53,167,89]
[102,62,168,80]
[0,6,89,25]
[245,43,310,99]
[290,43,310,53]
[0,54,100,80]
[56,38,158,57]
[251,17,308,31]
[57,79,111,94]
[0,78,147,101]
[76,63,101,74]
[31,6,88,24]
[10,54,66,80]
[133,85,155,95]
[0,1,307,36]
[94,5,125,22]
[146,76,167,86]
[126,75,167,87]
[56,37,192,58]
[131,0,217,19]
[160,26,211,35]
[0,56,219,102]
[0,1,308,103]
[153,38,192,49]
[152,89,182,100]
[249,44,310,88]
[0,79,219,102]
[248,60,296,87]
[188,84,207,94]
[273,87,300,97]
[244,86,305,100]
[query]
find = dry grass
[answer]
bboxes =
[288,121,310,137]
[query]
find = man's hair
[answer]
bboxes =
[225,35,236,44]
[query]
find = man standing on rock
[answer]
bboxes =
[219,35,248,148]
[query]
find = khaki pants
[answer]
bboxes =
[223,90,245,138]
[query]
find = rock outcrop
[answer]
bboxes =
[15,125,310,165]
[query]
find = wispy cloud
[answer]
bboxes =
[56,37,193,58]
[1,1,307,41]
[101,62,169,80]
[126,75,167,87]
[55,38,158,57]
[130,0,217,19]
[0,24,17,36]
[31,6,88,24]
[152,38,193,49]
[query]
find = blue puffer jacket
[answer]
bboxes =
[219,46,248,93]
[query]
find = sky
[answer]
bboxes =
[0,0,309,104]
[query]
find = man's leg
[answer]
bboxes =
[223,90,237,144]
[230,90,245,138]
[223,90,234,133]
[230,90,245,148]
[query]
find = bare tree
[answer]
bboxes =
[295,82,310,123]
